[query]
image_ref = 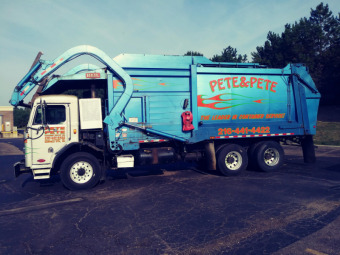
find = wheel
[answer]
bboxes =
[247,141,264,170]
[217,144,248,176]
[60,152,101,190]
[254,141,284,172]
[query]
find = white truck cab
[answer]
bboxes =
[16,95,105,190]
[25,95,79,178]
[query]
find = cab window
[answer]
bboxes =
[33,105,66,125]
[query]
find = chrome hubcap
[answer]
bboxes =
[263,148,280,166]
[70,161,94,184]
[225,151,242,170]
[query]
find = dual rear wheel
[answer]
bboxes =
[217,141,284,176]
[217,144,248,176]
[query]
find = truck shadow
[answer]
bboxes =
[19,162,256,191]
[106,162,221,180]
[106,163,183,179]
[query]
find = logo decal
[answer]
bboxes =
[197,93,284,110]
[86,73,101,79]
[45,127,65,143]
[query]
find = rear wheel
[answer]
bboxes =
[247,141,264,169]
[217,144,248,176]
[60,152,101,190]
[254,141,284,172]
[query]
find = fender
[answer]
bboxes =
[51,142,104,169]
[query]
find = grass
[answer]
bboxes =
[314,121,340,146]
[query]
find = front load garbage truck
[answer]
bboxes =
[10,45,320,190]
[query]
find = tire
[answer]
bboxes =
[217,144,248,176]
[253,141,284,172]
[247,141,265,170]
[60,152,101,190]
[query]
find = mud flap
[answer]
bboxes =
[301,135,316,163]
[205,141,216,170]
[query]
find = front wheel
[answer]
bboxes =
[60,152,101,190]
[217,144,248,176]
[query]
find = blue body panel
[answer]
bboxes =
[109,54,320,150]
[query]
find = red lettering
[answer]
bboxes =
[264,79,271,90]
[224,77,232,88]
[240,76,249,87]
[232,77,239,88]
[270,82,277,92]
[210,80,217,92]
[217,78,225,90]
[257,78,264,89]
[250,77,257,87]
[208,76,277,93]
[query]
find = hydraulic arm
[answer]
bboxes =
[10,45,134,130]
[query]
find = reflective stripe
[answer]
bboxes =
[139,139,167,143]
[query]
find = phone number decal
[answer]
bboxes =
[218,127,270,136]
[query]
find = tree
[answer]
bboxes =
[211,46,247,62]
[309,3,340,104]
[310,3,339,52]
[14,107,31,128]
[251,3,340,104]
[184,51,203,56]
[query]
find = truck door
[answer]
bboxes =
[29,104,69,167]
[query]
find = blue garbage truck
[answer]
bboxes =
[10,45,321,190]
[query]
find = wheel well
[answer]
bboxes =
[51,143,103,174]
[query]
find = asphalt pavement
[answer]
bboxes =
[0,138,340,255]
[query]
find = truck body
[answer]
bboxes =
[11,45,321,190]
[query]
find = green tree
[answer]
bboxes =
[184,51,203,56]
[251,3,340,104]
[309,3,340,104]
[211,46,247,62]
[14,107,31,128]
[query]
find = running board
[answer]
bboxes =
[33,169,51,179]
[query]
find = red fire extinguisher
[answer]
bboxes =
[181,111,194,131]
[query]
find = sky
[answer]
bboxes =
[0,0,339,106]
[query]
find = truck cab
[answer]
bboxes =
[24,95,79,178]
[16,94,106,190]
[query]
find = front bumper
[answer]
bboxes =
[14,160,31,177]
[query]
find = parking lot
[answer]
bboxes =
[0,138,340,254]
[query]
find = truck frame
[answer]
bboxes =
[10,45,320,190]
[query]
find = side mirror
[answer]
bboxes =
[42,100,50,131]
[37,98,43,125]
[42,100,48,126]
